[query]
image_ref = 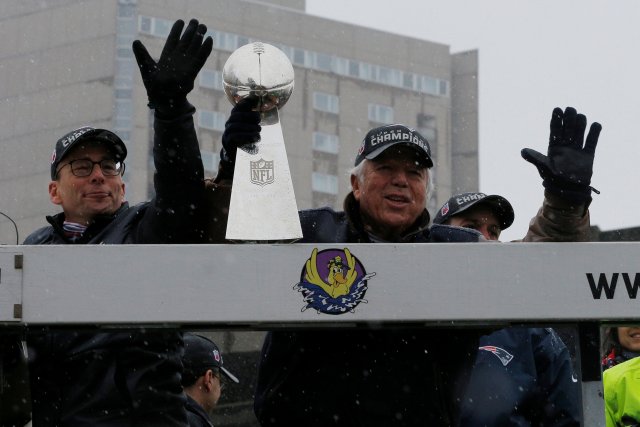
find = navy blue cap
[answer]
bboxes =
[183,333,239,384]
[354,124,433,168]
[51,127,127,179]
[433,192,515,230]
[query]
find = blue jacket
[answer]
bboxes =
[23,103,205,427]
[459,327,580,426]
[254,195,485,426]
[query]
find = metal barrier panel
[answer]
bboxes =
[3,242,630,425]
[0,242,637,325]
[0,252,22,323]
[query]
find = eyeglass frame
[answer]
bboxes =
[55,158,125,179]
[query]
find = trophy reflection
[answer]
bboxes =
[222,42,302,241]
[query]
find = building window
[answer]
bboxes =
[198,110,226,131]
[312,172,338,195]
[368,104,394,124]
[314,52,333,72]
[312,132,340,154]
[200,69,223,91]
[215,31,239,51]
[334,57,349,76]
[313,92,339,114]
[201,150,219,173]
[419,76,439,96]
[139,16,152,33]
[417,113,437,143]
[348,60,359,77]
[439,80,449,96]
[403,72,415,89]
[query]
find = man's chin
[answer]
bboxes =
[85,203,119,217]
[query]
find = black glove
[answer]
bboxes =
[218,98,261,178]
[132,19,213,111]
[521,106,601,204]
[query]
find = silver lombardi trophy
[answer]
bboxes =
[222,42,302,241]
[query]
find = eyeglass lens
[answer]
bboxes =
[68,159,123,177]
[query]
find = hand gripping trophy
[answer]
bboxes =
[222,42,302,241]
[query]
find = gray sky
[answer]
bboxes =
[306,0,640,241]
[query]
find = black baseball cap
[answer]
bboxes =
[51,126,127,179]
[433,192,515,230]
[183,333,239,384]
[354,124,433,168]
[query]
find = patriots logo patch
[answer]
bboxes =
[479,345,514,366]
[440,202,449,216]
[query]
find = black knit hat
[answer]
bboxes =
[51,127,127,179]
[433,192,515,230]
[354,124,433,168]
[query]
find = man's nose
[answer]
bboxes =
[390,170,408,186]
[480,226,498,241]
[89,163,106,182]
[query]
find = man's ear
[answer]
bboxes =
[203,369,215,392]
[49,181,62,205]
[120,181,126,202]
[351,174,361,201]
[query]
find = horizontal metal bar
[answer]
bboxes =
[0,242,637,327]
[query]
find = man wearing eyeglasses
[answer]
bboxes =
[22,18,212,427]
[42,128,127,241]
[182,333,240,427]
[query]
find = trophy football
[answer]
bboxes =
[222,42,302,241]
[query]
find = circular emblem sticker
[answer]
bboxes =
[294,248,375,315]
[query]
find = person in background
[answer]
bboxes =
[602,327,640,426]
[182,333,240,427]
[433,192,580,425]
[602,327,640,370]
[23,19,212,426]
[432,105,602,426]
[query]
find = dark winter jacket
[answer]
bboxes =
[459,327,580,426]
[185,395,214,427]
[23,102,205,427]
[254,194,486,426]
[455,191,589,426]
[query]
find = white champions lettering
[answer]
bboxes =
[369,129,426,150]
[61,128,91,148]
[456,193,487,204]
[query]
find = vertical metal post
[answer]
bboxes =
[578,322,605,425]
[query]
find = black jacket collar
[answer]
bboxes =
[46,203,129,243]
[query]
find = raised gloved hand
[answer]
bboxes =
[217,98,261,179]
[521,106,601,204]
[132,19,213,111]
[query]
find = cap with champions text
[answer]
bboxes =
[354,124,433,168]
[433,192,515,230]
[50,126,127,180]
[183,333,239,384]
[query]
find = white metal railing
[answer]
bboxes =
[3,242,635,425]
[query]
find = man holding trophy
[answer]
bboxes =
[207,42,486,425]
